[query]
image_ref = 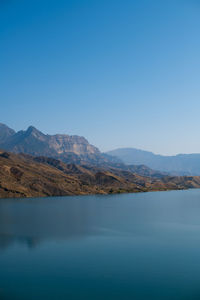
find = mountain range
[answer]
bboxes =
[2,123,200,176]
[1,123,200,198]
[0,124,165,178]
[107,148,200,175]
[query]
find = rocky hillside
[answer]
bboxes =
[0,125,100,160]
[1,150,200,198]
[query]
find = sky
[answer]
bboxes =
[1,0,200,155]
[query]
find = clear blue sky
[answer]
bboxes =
[1,0,200,155]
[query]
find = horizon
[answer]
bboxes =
[1,0,200,155]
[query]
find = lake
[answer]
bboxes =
[1,189,200,299]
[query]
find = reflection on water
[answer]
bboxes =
[1,190,200,249]
[0,196,99,249]
[1,190,200,299]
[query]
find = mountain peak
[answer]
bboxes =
[27,125,40,133]
[25,126,44,137]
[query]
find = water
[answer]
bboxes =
[1,190,200,299]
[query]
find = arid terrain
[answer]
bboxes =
[1,150,200,198]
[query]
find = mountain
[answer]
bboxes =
[0,124,166,178]
[0,123,15,143]
[1,150,200,198]
[0,125,99,156]
[107,148,200,175]
[0,125,109,165]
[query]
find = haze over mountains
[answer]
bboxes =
[0,123,165,178]
[1,123,200,176]
[107,148,200,176]
[1,123,200,198]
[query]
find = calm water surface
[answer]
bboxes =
[1,189,200,299]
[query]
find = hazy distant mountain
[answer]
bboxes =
[107,148,200,175]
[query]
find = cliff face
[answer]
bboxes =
[47,134,99,155]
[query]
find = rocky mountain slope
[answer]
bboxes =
[0,125,102,162]
[107,148,200,176]
[1,150,200,198]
